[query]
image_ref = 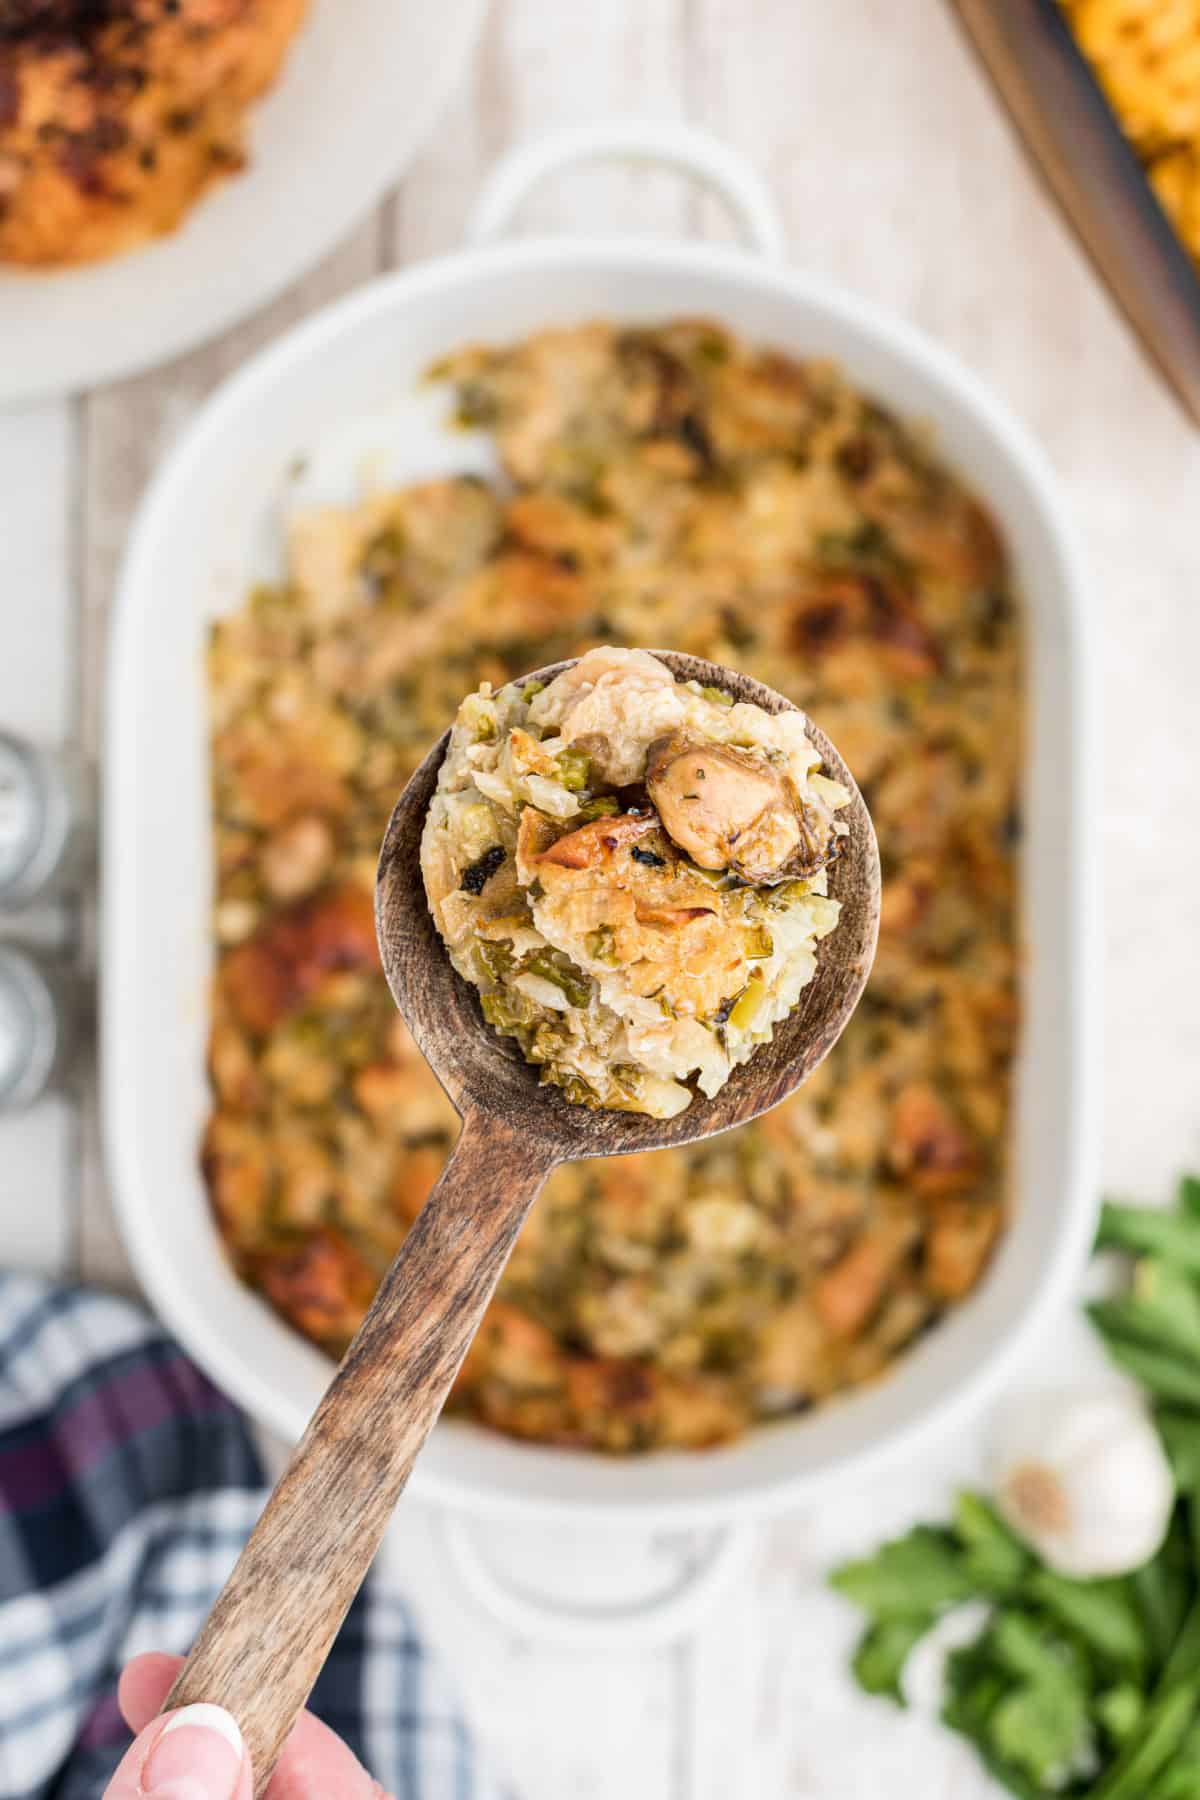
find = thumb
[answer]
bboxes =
[118,1654,393,1799]
[104,1697,253,1800]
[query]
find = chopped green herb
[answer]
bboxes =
[699,684,734,708]
[1027,1568,1147,1672]
[556,747,592,792]
[1155,1412,1200,1488]
[1091,1683,1198,1800]
[476,938,514,983]
[1086,1313,1200,1408]
[831,1524,977,1620]
[480,991,534,1032]
[1097,1204,1200,1273]
[361,525,405,591]
[954,1492,1032,1594]
[1097,1684,1146,1749]
[454,380,501,427]
[850,1616,937,1703]
[696,333,730,365]
[985,1612,1094,1788]
[524,951,592,1009]
[585,926,618,966]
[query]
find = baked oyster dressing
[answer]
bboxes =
[421,648,849,1118]
[204,318,1022,1452]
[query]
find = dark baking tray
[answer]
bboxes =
[948,0,1200,423]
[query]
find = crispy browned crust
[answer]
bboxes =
[0,0,307,264]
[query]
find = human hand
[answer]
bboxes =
[103,1653,392,1798]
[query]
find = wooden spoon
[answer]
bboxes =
[165,652,880,1791]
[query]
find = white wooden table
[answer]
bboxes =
[4,1,1200,1793]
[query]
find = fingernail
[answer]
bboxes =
[141,1703,244,1799]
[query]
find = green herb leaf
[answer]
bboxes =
[1134,1508,1193,1669]
[850,1616,936,1703]
[1029,1568,1147,1671]
[1086,1315,1200,1408]
[1163,1596,1200,1685]
[1148,1765,1200,1800]
[1105,1258,1200,1362]
[941,1614,1093,1795]
[989,1667,1092,1788]
[1097,1205,1200,1273]
[986,1612,1095,1788]
[954,1491,1032,1594]
[1096,1683,1146,1747]
[555,747,592,792]
[1091,1681,1198,1800]
[830,1525,979,1621]
[1145,1719,1200,1799]
[523,950,592,1009]
[578,794,619,820]
[833,1175,1200,1800]
[1157,1412,1200,1489]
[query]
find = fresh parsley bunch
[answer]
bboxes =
[832,1175,1200,1799]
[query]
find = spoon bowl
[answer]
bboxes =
[163,651,878,1792]
[376,650,880,1158]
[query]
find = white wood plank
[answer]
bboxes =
[385,0,691,266]
[0,402,75,739]
[0,1097,74,1277]
[0,399,76,1277]
[379,1505,682,1800]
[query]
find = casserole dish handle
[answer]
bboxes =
[466,121,786,259]
[440,1510,757,1650]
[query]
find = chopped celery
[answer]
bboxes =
[585,926,618,965]
[555,747,592,792]
[728,971,766,1033]
[476,939,514,983]
[579,795,620,820]
[524,951,592,1008]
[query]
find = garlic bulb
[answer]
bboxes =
[990,1388,1174,1577]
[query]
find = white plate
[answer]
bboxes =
[0,0,487,404]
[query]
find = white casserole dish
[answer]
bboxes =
[105,123,1099,1529]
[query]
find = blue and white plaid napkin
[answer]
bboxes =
[0,1273,506,1800]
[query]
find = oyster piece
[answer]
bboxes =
[645,733,837,883]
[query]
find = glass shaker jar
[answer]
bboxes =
[0,945,88,1112]
[0,733,96,908]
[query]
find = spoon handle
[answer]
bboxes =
[164,1107,557,1794]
